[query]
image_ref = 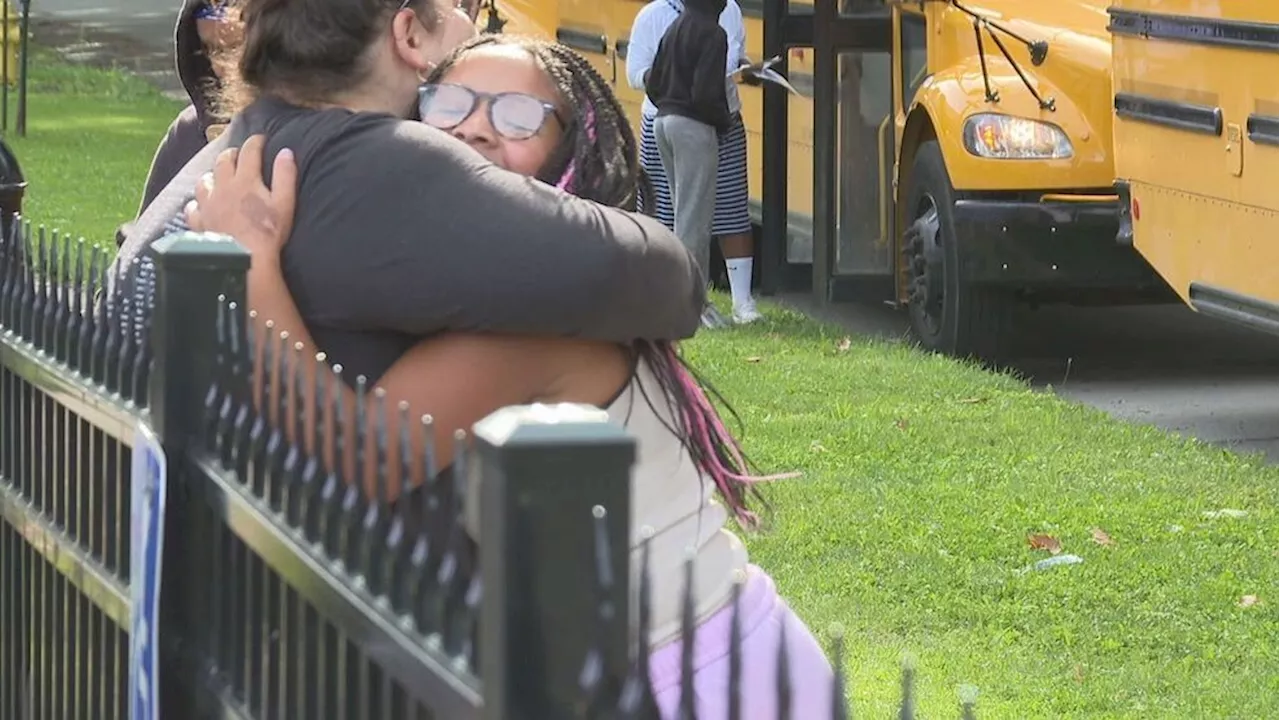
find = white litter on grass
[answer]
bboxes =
[1017,554,1085,575]
[1203,509,1249,520]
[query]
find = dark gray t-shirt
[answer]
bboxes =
[122,95,705,385]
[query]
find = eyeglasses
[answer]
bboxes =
[418,83,562,141]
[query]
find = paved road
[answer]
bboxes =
[31,0,184,96]
[786,294,1278,464]
[31,0,1280,463]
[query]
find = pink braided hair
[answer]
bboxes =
[555,104,596,192]
[554,100,796,530]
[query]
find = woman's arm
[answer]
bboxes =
[725,1,748,74]
[625,8,660,91]
[287,118,705,343]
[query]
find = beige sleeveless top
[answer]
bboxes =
[466,360,749,649]
[607,360,750,647]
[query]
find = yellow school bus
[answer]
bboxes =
[1109,0,1278,335]
[477,1,1174,359]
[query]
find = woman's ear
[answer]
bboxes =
[392,3,475,74]
[389,8,437,75]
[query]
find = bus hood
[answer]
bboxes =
[927,0,1118,185]
[937,0,1115,114]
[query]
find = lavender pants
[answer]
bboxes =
[648,565,835,719]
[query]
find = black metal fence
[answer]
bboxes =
[0,224,981,718]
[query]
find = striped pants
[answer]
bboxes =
[639,112,753,237]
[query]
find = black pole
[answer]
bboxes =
[810,0,837,304]
[15,0,27,137]
[759,0,788,296]
[2,0,10,133]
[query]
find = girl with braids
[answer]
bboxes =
[189,34,835,718]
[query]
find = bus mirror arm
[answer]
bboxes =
[949,0,1055,111]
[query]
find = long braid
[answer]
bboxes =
[430,35,791,529]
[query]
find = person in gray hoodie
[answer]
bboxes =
[117,0,238,245]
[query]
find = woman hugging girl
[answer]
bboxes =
[190,30,836,719]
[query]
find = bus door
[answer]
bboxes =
[759,0,893,301]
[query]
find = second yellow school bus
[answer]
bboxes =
[1109,0,1278,334]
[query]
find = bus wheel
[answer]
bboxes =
[903,141,1011,360]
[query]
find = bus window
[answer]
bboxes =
[900,12,927,110]
[836,49,893,275]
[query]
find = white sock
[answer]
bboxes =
[725,257,754,308]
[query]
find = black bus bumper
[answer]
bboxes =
[950,194,1169,300]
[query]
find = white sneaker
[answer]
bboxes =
[732,300,763,325]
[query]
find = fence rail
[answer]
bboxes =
[1,222,981,718]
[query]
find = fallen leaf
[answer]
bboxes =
[744,356,763,363]
[1238,594,1259,608]
[894,418,909,430]
[836,337,852,352]
[959,397,989,405]
[1203,508,1248,519]
[1090,527,1114,546]
[1073,665,1086,683]
[1027,533,1062,555]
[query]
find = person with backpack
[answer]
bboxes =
[627,0,764,327]
[644,0,734,328]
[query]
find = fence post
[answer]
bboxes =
[147,231,249,713]
[149,232,249,452]
[473,404,635,720]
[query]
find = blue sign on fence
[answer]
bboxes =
[129,423,167,720]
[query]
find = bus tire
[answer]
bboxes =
[902,141,1012,361]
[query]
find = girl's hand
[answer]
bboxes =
[186,135,310,356]
[185,134,298,264]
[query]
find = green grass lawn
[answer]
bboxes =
[689,315,1276,718]
[11,53,1278,718]
[4,53,183,244]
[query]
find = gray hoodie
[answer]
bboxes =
[127,0,223,230]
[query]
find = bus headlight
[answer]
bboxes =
[962,113,1074,159]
